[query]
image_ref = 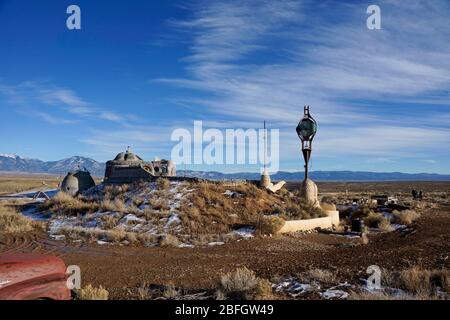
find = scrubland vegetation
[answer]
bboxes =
[0,200,35,233]
[36,179,328,246]
[350,267,449,300]
[217,267,273,300]
[77,284,109,300]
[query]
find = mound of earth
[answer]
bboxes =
[35,179,325,247]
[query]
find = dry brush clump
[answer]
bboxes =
[298,269,340,286]
[162,283,181,299]
[77,284,109,300]
[256,216,285,235]
[392,210,421,225]
[156,178,171,191]
[351,267,450,300]
[58,226,156,245]
[40,192,100,216]
[364,212,394,231]
[347,266,449,300]
[0,202,34,233]
[397,267,449,296]
[159,234,181,247]
[218,267,273,300]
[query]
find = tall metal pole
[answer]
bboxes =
[305,145,308,180]
[263,120,267,173]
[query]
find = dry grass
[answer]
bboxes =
[320,202,336,211]
[392,210,421,225]
[348,291,416,300]
[40,192,100,215]
[160,234,181,247]
[156,178,171,191]
[256,216,285,235]
[352,205,375,220]
[178,181,325,240]
[41,192,129,216]
[39,180,331,246]
[58,226,156,245]
[219,267,273,300]
[381,267,449,298]
[364,212,394,231]
[163,283,180,299]
[136,282,151,300]
[0,201,34,233]
[350,267,449,300]
[300,269,339,286]
[77,284,109,300]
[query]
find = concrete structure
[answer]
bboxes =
[299,178,320,207]
[266,181,286,193]
[104,149,176,184]
[259,170,286,193]
[60,170,95,196]
[278,210,340,234]
[259,170,271,188]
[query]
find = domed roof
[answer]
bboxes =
[61,170,95,196]
[113,149,143,162]
[114,152,126,161]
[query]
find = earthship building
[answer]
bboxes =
[103,149,176,184]
[60,170,96,196]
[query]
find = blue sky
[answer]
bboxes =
[0,0,449,173]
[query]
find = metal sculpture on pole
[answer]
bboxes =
[296,106,317,180]
[296,106,319,206]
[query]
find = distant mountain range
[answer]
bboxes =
[1,154,449,181]
[0,154,105,176]
[181,170,450,181]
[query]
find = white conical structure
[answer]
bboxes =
[260,168,271,188]
[260,120,271,188]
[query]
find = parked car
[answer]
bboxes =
[0,253,71,300]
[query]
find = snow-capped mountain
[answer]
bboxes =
[0,154,19,159]
[0,154,105,176]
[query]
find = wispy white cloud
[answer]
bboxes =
[157,0,450,167]
[0,81,127,123]
[31,111,77,125]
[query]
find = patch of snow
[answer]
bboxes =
[97,240,110,245]
[120,214,145,225]
[208,242,225,246]
[21,207,52,221]
[223,190,234,196]
[382,212,394,219]
[437,288,449,299]
[165,214,180,227]
[178,243,195,248]
[274,279,313,298]
[392,224,407,230]
[233,227,255,239]
[48,217,78,235]
[0,154,18,159]
[320,289,348,300]
[50,235,66,241]
[332,233,360,239]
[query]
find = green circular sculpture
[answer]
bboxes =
[296,106,317,180]
[297,117,317,141]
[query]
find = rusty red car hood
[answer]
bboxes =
[0,253,70,300]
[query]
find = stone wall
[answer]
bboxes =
[278,210,339,234]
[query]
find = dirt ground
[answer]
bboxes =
[1,200,449,299]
